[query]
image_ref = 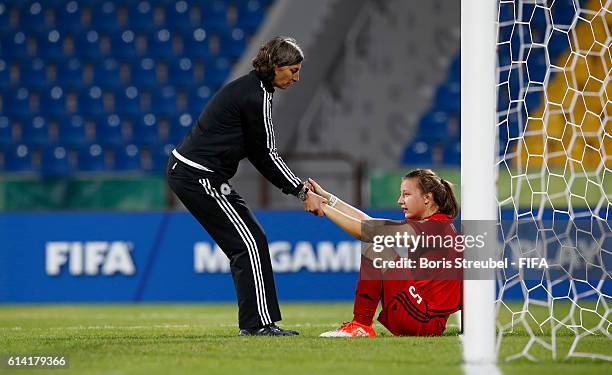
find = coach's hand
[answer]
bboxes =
[303,191,326,217]
[306,178,330,200]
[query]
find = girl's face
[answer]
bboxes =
[397,178,431,220]
[272,63,301,89]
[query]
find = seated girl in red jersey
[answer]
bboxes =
[306,169,462,337]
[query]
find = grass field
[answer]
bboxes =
[0,303,610,375]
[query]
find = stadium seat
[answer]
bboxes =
[77,143,107,171]
[20,58,48,89]
[132,113,160,145]
[165,0,195,31]
[0,3,10,33]
[21,116,50,146]
[76,30,102,60]
[187,85,212,115]
[237,0,265,33]
[96,114,124,146]
[91,1,119,33]
[151,86,177,116]
[417,111,449,143]
[58,115,87,147]
[203,57,231,89]
[111,30,138,60]
[57,58,84,88]
[131,57,157,88]
[114,86,141,116]
[56,0,84,33]
[402,140,433,166]
[148,29,175,59]
[149,142,175,172]
[114,143,142,171]
[128,1,156,32]
[220,28,247,59]
[434,82,460,113]
[168,57,195,87]
[93,58,121,89]
[168,112,193,143]
[442,141,461,165]
[0,59,9,89]
[41,145,71,176]
[37,29,65,60]
[3,144,34,172]
[201,0,228,31]
[183,28,210,59]
[40,86,67,118]
[78,86,105,116]
[1,32,28,60]
[4,88,31,118]
[19,1,48,32]
[0,116,13,146]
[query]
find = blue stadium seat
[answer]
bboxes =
[128,1,156,32]
[237,0,265,32]
[147,142,174,172]
[165,0,194,31]
[0,116,13,146]
[0,59,9,89]
[168,112,193,143]
[417,111,449,143]
[3,144,34,172]
[20,58,48,89]
[402,140,433,166]
[40,86,67,118]
[132,113,159,145]
[434,82,460,113]
[41,145,71,176]
[91,1,119,33]
[19,1,48,32]
[1,32,28,60]
[114,143,142,171]
[183,28,210,59]
[4,88,31,118]
[58,115,87,147]
[202,0,228,31]
[131,57,157,88]
[187,85,212,115]
[21,116,50,146]
[57,58,84,88]
[168,57,195,87]
[37,29,65,60]
[442,141,461,165]
[220,28,247,59]
[78,86,105,116]
[151,86,177,116]
[114,86,141,116]
[76,30,102,60]
[56,1,84,33]
[96,114,125,146]
[0,3,11,33]
[77,143,107,172]
[111,30,138,60]
[203,57,230,89]
[93,58,121,89]
[148,29,175,59]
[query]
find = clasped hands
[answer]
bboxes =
[302,178,330,217]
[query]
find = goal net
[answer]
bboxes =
[495,0,611,361]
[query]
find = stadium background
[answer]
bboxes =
[0,0,607,303]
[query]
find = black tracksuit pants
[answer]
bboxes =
[166,154,282,329]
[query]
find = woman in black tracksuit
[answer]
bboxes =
[167,37,324,336]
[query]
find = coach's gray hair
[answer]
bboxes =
[252,36,304,83]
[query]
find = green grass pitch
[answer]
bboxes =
[0,303,610,374]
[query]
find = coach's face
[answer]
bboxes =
[272,63,301,89]
[397,178,431,220]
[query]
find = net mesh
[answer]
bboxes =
[495,0,612,361]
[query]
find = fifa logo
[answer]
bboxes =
[45,241,135,276]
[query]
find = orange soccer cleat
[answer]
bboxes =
[319,320,376,337]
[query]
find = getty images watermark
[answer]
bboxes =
[358,219,609,281]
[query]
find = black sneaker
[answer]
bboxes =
[238,323,299,336]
